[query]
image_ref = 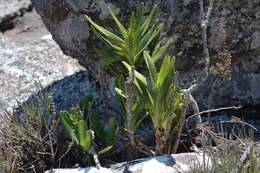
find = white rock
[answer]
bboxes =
[45,167,112,173]
[45,153,212,173]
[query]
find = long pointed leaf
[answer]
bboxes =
[144,51,158,86]
[96,56,122,67]
[157,56,171,86]
[135,23,164,60]
[128,12,136,35]
[152,39,173,63]
[108,7,128,39]
[60,111,79,144]
[85,129,94,152]
[97,146,113,155]
[141,5,158,35]
[85,15,125,45]
[92,27,123,52]
[78,120,88,151]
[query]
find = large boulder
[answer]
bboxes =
[0,34,100,115]
[32,0,260,110]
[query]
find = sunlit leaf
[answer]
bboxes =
[85,15,125,45]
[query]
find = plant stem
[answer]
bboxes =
[155,128,164,154]
[91,147,101,169]
[186,106,242,122]
[180,0,215,127]
[171,105,188,154]
[125,66,136,153]
[199,0,214,79]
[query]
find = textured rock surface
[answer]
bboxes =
[2,9,50,43]
[32,0,260,110]
[0,34,99,115]
[45,152,212,173]
[0,0,32,31]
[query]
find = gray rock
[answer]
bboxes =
[0,35,99,115]
[251,31,260,50]
[0,0,31,18]
[31,0,260,110]
[0,0,32,31]
[45,152,212,173]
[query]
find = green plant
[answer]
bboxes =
[86,3,171,69]
[60,96,119,157]
[86,3,173,153]
[60,108,94,153]
[114,74,147,132]
[79,95,119,150]
[125,51,185,154]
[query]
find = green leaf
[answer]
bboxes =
[144,51,158,86]
[141,5,158,35]
[115,87,126,98]
[134,112,148,132]
[97,145,113,155]
[79,95,94,118]
[69,107,79,122]
[135,23,164,59]
[135,3,145,37]
[128,12,136,35]
[108,7,128,39]
[60,111,79,144]
[92,27,123,52]
[85,15,125,45]
[84,129,94,152]
[78,120,88,151]
[89,114,105,143]
[157,56,171,86]
[151,39,173,63]
[97,56,122,67]
[106,117,118,145]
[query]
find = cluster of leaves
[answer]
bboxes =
[60,96,119,156]
[85,3,186,155]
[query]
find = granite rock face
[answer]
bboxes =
[32,0,260,110]
[0,34,99,115]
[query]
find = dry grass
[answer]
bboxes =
[191,122,260,173]
[0,90,69,173]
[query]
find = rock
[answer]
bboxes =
[183,0,192,7]
[0,0,32,31]
[251,31,260,50]
[31,0,260,110]
[2,9,50,44]
[0,35,99,115]
[45,152,212,173]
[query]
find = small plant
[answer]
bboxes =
[60,96,119,166]
[79,96,119,149]
[140,52,185,154]
[60,108,94,153]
